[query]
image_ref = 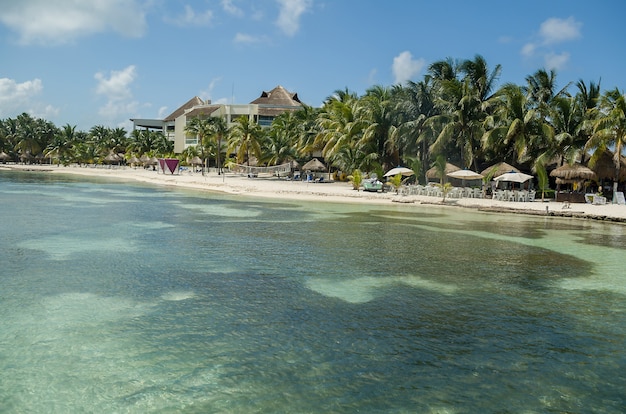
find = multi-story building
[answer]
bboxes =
[131,85,303,153]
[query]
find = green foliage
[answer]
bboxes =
[386,173,403,192]
[437,182,453,203]
[347,169,363,190]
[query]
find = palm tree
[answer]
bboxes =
[356,85,399,168]
[208,116,228,174]
[393,80,437,171]
[586,88,626,197]
[185,117,213,169]
[524,68,571,117]
[315,92,368,170]
[263,114,298,166]
[45,124,76,165]
[227,117,263,166]
[482,83,553,166]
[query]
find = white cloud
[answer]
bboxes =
[520,16,581,66]
[222,0,243,17]
[392,51,425,84]
[0,0,147,45]
[94,65,139,120]
[0,77,61,119]
[544,52,570,71]
[199,78,222,102]
[275,0,312,36]
[539,17,582,45]
[157,106,169,119]
[166,5,214,27]
[521,43,536,57]
[233,32,268,44]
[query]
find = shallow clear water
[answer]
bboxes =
[1,170,625,413]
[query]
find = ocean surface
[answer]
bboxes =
[1,170,625,413]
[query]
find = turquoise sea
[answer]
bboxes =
[1,170,625,413]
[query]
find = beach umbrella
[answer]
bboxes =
[446,169,483,180]
[128,156,141,165]
[0,151,9,163]
[383,166,414,177]
[494,171,534,183]
[302,158,326,172]
[190,156,203,166]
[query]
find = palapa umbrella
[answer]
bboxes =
[589,150,626,181]
[425,163,460,180]
[383,166,414,177]
[550,163,596,183]
[0,151,11,162]
[302,158,326,172]
[481,162,519,179]
[128,156,141,165]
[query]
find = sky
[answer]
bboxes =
[1,0,625,132]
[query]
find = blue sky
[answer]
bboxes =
[1,0,624,131]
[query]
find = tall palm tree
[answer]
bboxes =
[208,116,228,174]
[227,117,263,166]
[45,124,76,165]
[263,113,298,166]
[185,117,213,169]
[482,83,553,166]
[356,85,399,168]
[524,68,571,117]
[315,92,369,171]
[393,79,438,183]
[586,88,626,196]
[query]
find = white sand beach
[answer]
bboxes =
[3,164,626,223]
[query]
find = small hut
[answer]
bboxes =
[550,163,597,202]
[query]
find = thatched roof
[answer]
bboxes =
[302,158,326,171]
[480,162,519,178]
[250,85,302,107]
[550,163,597,181]
[425,162,460,179]
[164,96,206,121]
[589,150,626,181]
[0,151,10,160]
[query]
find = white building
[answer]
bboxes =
[131,85,303,154]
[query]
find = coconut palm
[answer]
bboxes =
[356,85,399,168]
[227,117,263,166]
[45,124,76,165]
[482,83,553,166]
[263,114,298,166]
[315,91,368,170]
[586,88,626,197]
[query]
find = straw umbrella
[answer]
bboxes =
[589,150,626,181]
[480,162,520,179]
[425,162,460,181]
[550,163,596,193]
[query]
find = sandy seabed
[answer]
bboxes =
[3,164,626,223]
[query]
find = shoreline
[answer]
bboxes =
[3,163,626,223]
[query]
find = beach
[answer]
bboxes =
[3,163,626,222]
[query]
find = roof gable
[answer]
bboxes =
[164,96,206,121]
[249,85,302,107]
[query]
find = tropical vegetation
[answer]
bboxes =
[1,55,625,197]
